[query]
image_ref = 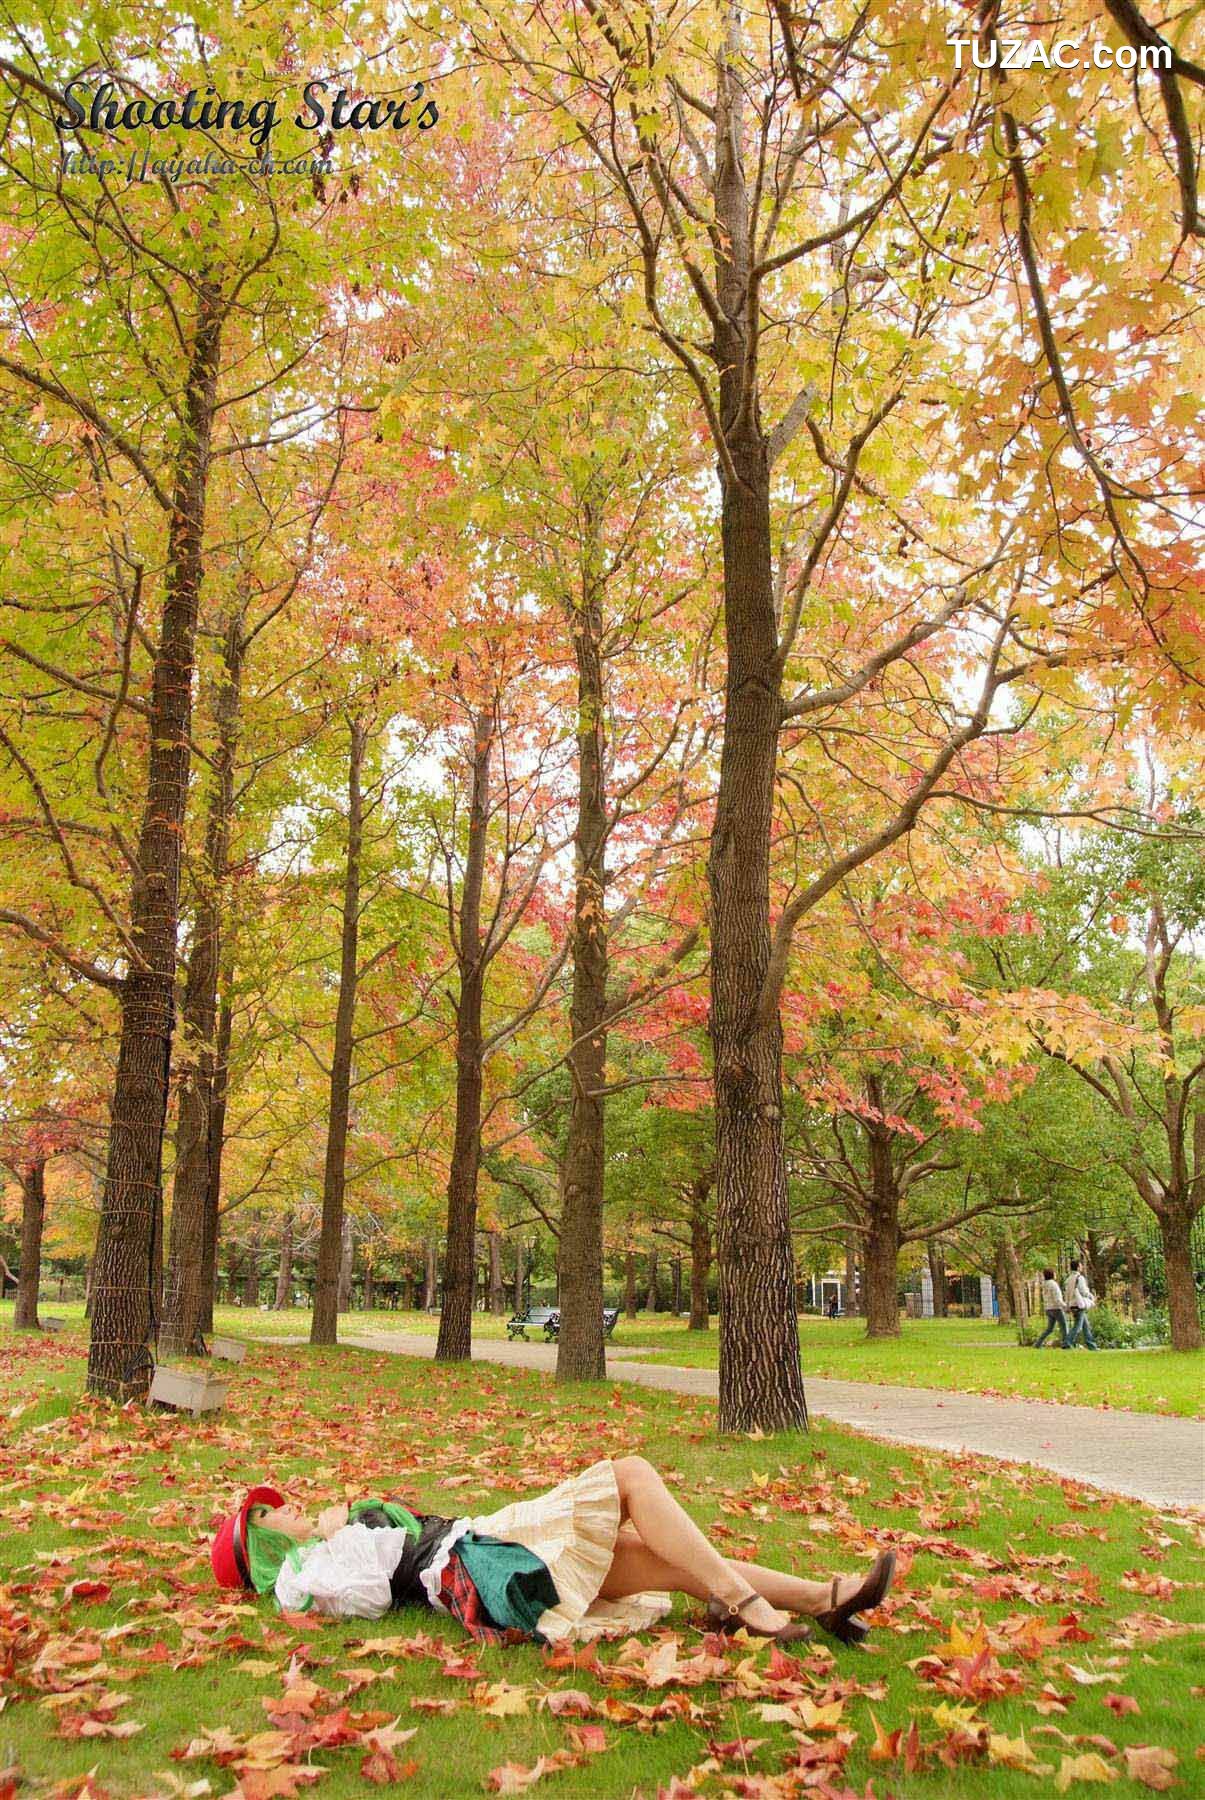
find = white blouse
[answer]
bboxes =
[272,1519,467,1619]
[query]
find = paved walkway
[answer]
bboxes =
[317,1331,1204,1514]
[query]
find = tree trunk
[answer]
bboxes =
[273,1216,294,1309]
[624,1249,637,1319]
[844,1230,861,1317]
[14,1158,46,1330]
[241,1231,260,1309]
[161,618,244,1358]
[689,1187,712,1329]
[424,1236,438,1309]
[512,1236,526,1311]
[83,1255,94,1319]
[701,55,808,1433]
[1083,1229,1110,1303]
[488,1230,505,1313]
[337,1214,354,1313]
[645,1249,659,1313]
[556,568,610,1381]
[87,286,223,1402]
[311,717,366,1346]
[927,1237,948,1318]
[436,712,493,1363]
[199,990,231,1334]
[1159,1203,1201,1351]
[671,1254,683,1314]
[994,1240,1013,1322]
[1004,1230,1028,1324]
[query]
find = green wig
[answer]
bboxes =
[244,1507,316,1595]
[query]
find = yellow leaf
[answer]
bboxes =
[1055,1752,1119,1790]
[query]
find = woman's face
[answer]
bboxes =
[254,1502,313,1540]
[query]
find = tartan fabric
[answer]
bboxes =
[437,1552,530,1646]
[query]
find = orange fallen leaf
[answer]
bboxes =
[1123,1745,1178,1791]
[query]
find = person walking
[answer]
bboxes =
[1033,1268,1069,1348]
[1065,1259,1099,1349]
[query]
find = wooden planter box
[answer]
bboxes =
[210,1336,247,1363]
[149,1364,228,1415]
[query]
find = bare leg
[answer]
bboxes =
[599,1528,863,1616]
[611,1457,791,1632]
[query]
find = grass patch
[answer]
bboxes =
[1,1320,1202,1799]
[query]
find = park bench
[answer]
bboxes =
[506,1306,621,1343]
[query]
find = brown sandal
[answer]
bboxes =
[814,1549,895,1646]
[705,1593,812,1645]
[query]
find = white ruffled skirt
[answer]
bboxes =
[467,1458,671,1643]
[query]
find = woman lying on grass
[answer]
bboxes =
[212,1455,895,1649]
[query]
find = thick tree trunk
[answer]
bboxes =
[87,287,223,1401]
[273,1216,294,1309]
[645,1249,659,1313]
[363,1262,375,1311]
[702,54,808,1433]
[424,1237,438,1309]
[199,991,231,1334]
[624,1249,637,1319]
[927,1238,948,1318]
[556,572,610,1382]
[1159,1203,1201,1351]
[671,1254,683,1314]
[14,1158,46,1330]
[162,620,243,1358]
[436,712,493,1363]
[311,717,366,1346]
[488,1230,505,1313]
[337,1215,354,1313]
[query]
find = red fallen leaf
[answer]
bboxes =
[1033,1683,1071,1714]
[1103,1693,1140,1717]
[542,1640,599,1675]
[64,1582,111,1606]
[439,1654,482,1680]
[903,1718,924,1775]
[360,1751,419,1785]
[543,1689,594,1716]
[566,1724,607,1755]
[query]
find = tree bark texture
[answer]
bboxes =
[87,286,223,1401]
[161,618,243,1357]
[927,1238,948,1317]
[645,1248,659,1313]
[311,716,366,1346]
[1160,1202,1201,1350]
[424,1236,438,1309]
[863,1100,902,1337]
[557,571,609,1382]
[624,1250,637,1319]
[273,1215,294,1309]
[436,712,493,1362]
[14,1158,46,1330]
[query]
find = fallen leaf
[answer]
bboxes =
[1055,1751,1119,1790]
[1123,1745,1178,1791]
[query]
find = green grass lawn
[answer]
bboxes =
[20,1302,1204,1416]
[1,1320,1202,1800]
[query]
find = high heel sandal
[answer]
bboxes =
[705,1592,812,1645]
[814,1549,896,1647]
